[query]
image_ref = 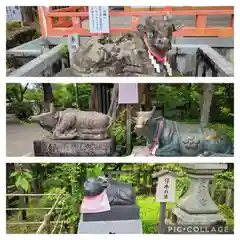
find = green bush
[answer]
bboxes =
[6,21,21,31]
[7,101,33,120]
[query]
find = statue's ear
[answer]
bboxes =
[172,23,184,32]
[137,24,145,35]
[144,119,149,125]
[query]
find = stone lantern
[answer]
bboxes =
[172,163,228,226]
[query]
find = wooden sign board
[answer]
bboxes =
[155,174,176,203]
[89,6,110,33]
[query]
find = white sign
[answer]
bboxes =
[89,6,110,33]
[156,174,176,203]
[118,83,139,104]
[6,7,22,22]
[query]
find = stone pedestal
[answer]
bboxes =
[82,205,140,222]
[78,219,143,234]
[130,146,153,157]
[33,137,116,156]
[172,163,227,225]
[78,205,142,234]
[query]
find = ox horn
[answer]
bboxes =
[151,106,156,113]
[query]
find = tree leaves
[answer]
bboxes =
[10,169,33,192]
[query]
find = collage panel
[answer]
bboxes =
[6,6,233,77]
[6,83,234,157]
[4,4,235,237]
[6,163,234,234]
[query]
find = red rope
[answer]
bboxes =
[149,120,163,153]
[143,34,167,64]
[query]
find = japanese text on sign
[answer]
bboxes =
[89,6,110,33]
[156,174,176,202]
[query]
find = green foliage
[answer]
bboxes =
[41,163,104,232]
[6,83,29,103]
[215,170,234,182]
[111,109,146,155]
[10,168,33,192]
[210,123,234,142]
[52,83,92,109]
[6,21,21,31]
[7,101,33,120]
[218,204,234,227]
[61,41,69,59]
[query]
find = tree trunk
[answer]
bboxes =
[200,84,215,127]
[21,7,34,25]
[42,84,54,112]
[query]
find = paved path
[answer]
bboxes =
[6,123,49,157]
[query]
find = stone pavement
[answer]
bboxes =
[6,123,49,157]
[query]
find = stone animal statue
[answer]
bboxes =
[68,14,182,77]
[28,103,112,140]
[84,176,136,205]
[134,106,233,156]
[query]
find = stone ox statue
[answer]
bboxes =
[134,106,233,156]
[28,104,112,140]
[68,14,182,77]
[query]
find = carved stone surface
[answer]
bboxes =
[33,137,116,156]
[172,163,227,225]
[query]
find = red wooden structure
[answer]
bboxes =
[38,6,234,38]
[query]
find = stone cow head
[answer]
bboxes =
[137,14,183,57]
[134,106,156,136]
[28,103,57,133]
[84,176,109,197]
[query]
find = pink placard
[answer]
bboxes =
[80,190,111,213]
[118,83,139,104]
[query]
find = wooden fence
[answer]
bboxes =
[38,6,233,37]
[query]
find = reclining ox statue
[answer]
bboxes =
[66,14,182,77]
[134,106,233,156]
[28,103,112,140]
[84,176,136,205]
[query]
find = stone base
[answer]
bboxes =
[82,205,140,222]
[33,137,116,156]
[78,219,143,234]
[131,146,153,157]
[172,207,226,225]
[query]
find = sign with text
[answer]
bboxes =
[6,6,22,22]
[89,6,110,33]
[156,174,176,202]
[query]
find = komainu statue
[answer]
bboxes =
[134,106,234,156]
[66,14,182,77]
[28,103,112,140]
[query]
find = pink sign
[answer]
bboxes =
[118,83,139,104]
